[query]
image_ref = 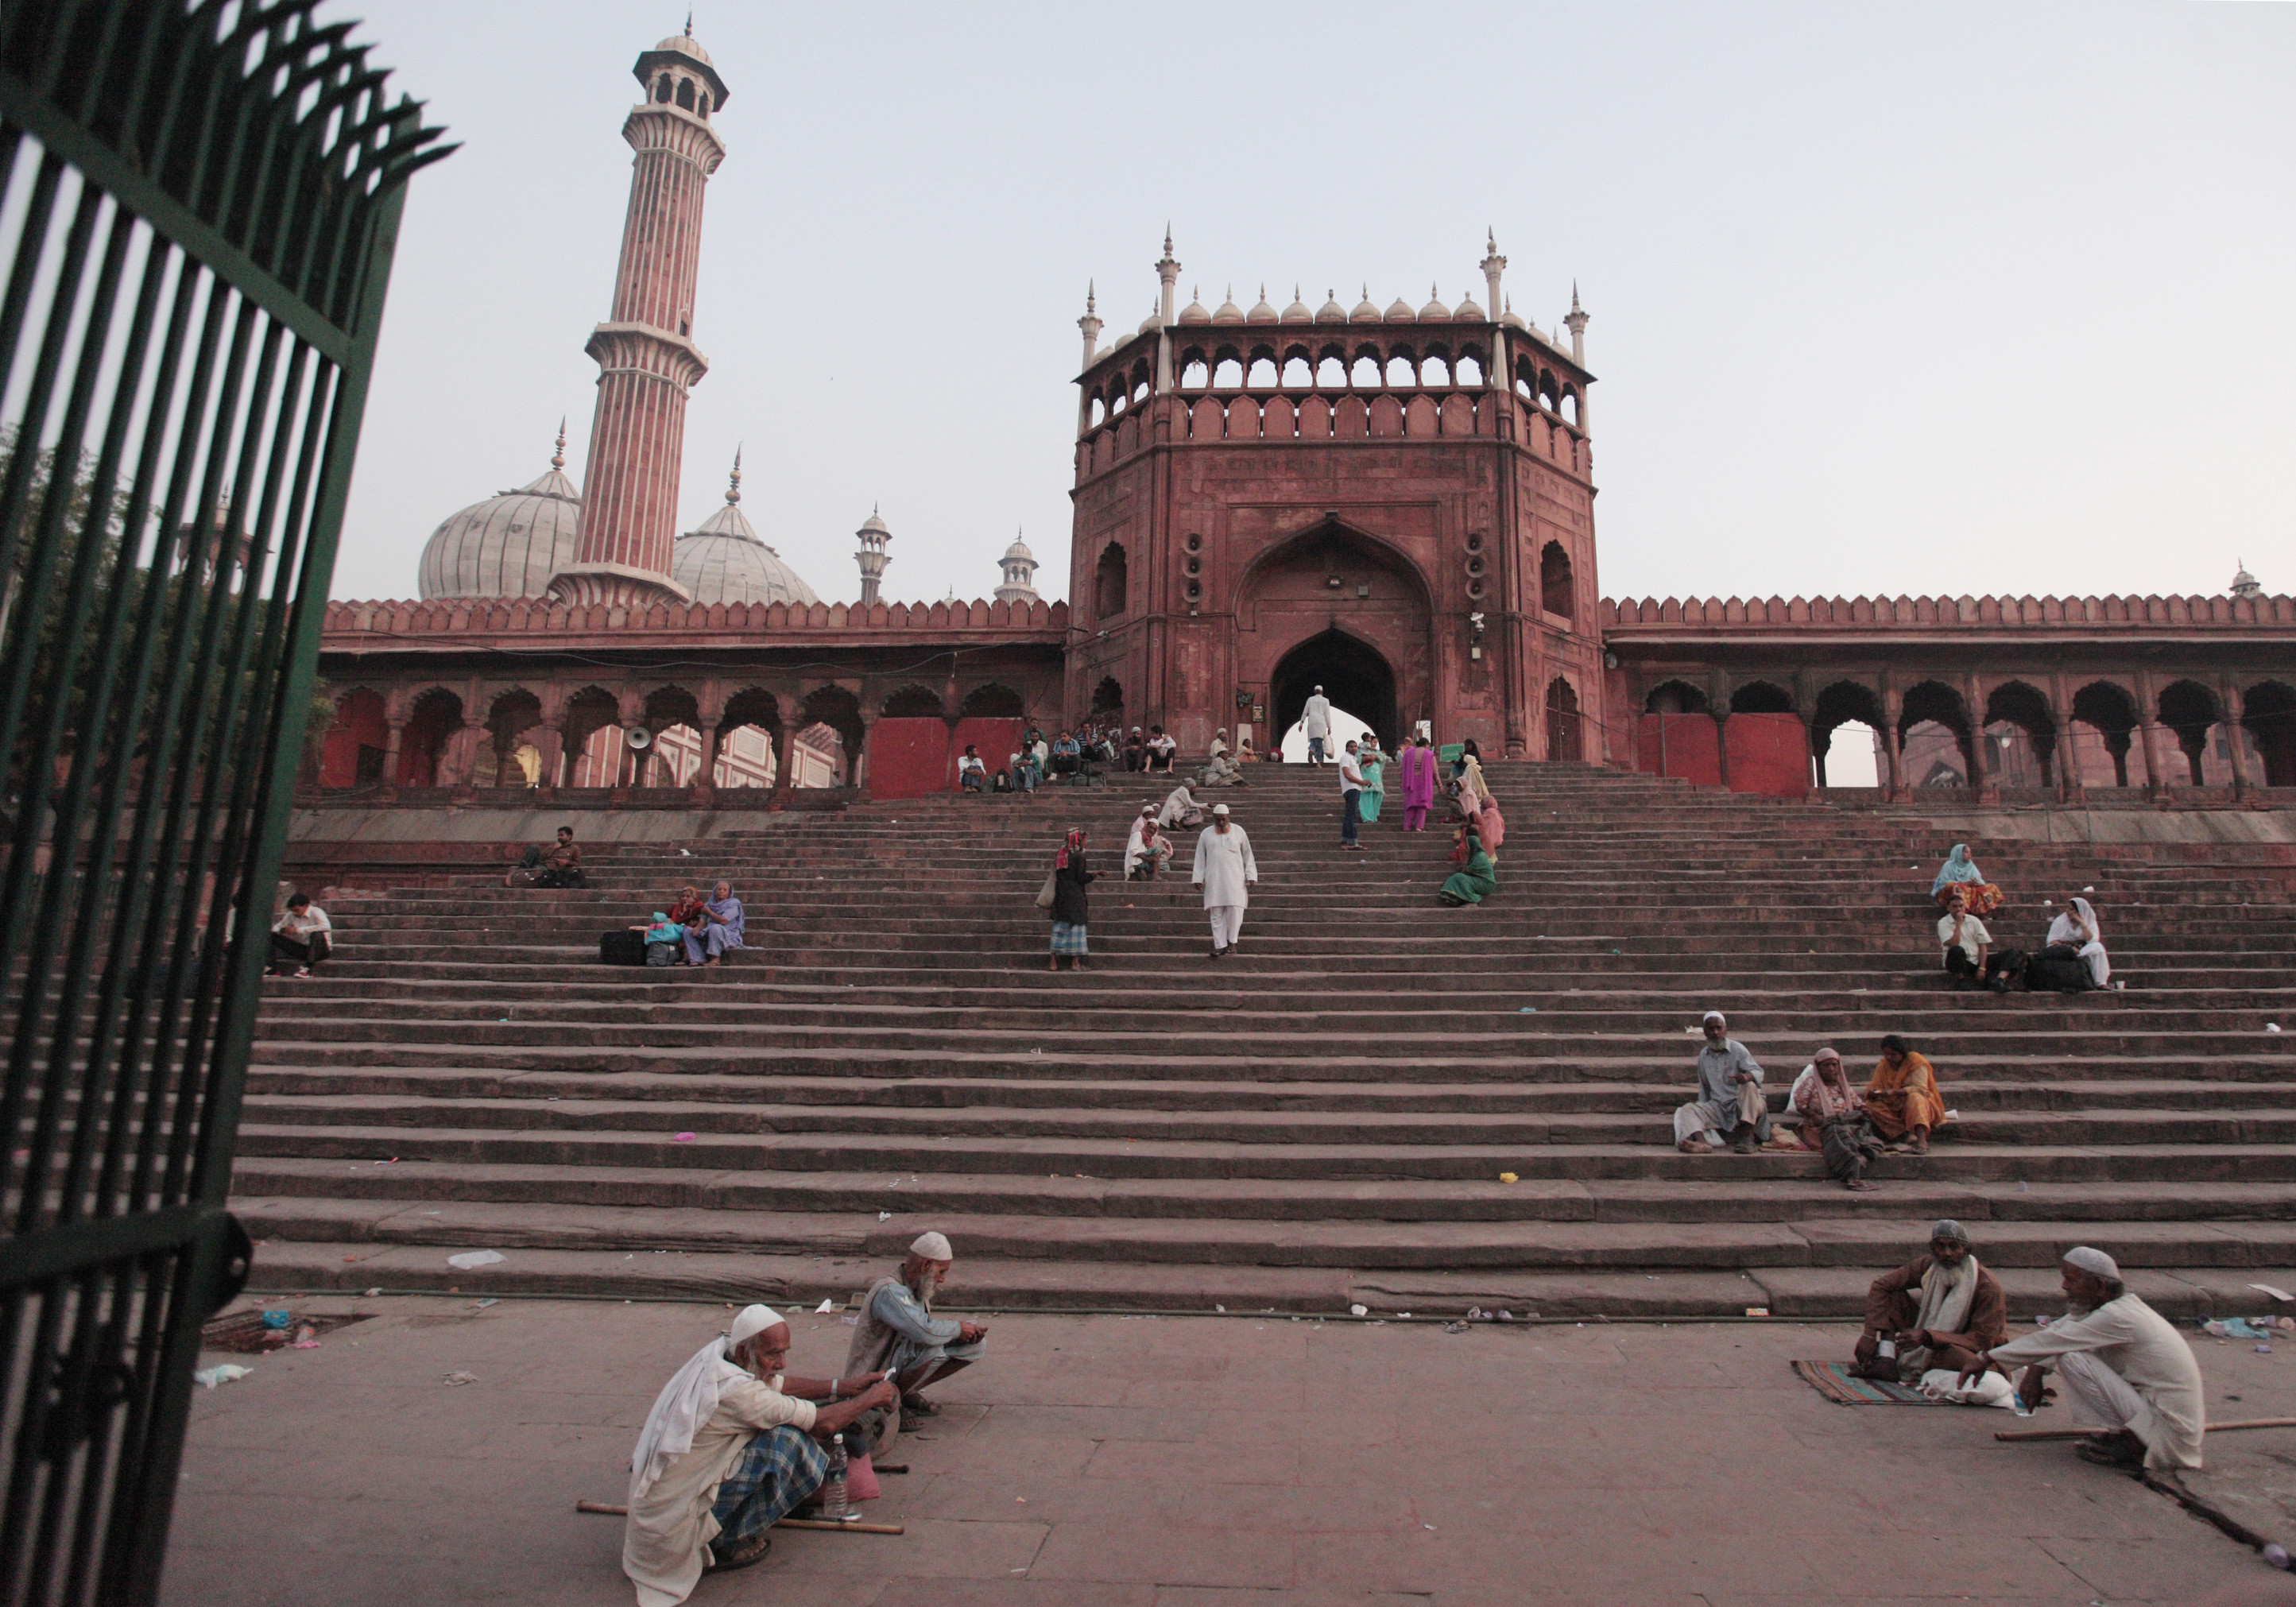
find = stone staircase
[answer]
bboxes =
[235,762,2296,1320]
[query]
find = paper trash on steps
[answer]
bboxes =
[815,1299,835,1313]
[193,1365,250,1391]
[446,1249,505,1269]
[2251,1283,2295,1303]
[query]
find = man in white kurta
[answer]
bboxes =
[1191,804,1258,957]
[1963,1246,2204,1470]
[1301,687,1332,765]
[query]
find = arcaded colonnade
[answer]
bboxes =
[309,596,1067,798]
[1601,591,2296,797]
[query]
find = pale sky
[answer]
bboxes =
[330,1,2294,610]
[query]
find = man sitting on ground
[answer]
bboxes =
[845,1231,988,1429]
[958,744,987,791]
[1674,1010,1777,1154]
[1938,890,2014,989]
[624,1303,896,1602]
[505,824,586,887]
[1849,1219,2008,1382]
[1960,1246,2205,1470]
[268,893,331,978]
[1147,725,1178,773]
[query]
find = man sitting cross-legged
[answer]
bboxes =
[846,1230,989,1429]
[1960,1245,2205,1471]
[624,1303,897,1604]
[1849,1218,2008,1382]
[1673,1011,1783,1155]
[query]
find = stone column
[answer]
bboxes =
[2047,672,2076,802]
[2221,678,2251,796]
[2134,671,2164,791]
[381,719,406,785]
[1880,683,1905,798]
[772,726,797,801]
[1962,674,1993,800]
[439,722,485,788]
[854,714,876,789]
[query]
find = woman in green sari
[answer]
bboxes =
[1438,826,1497,906]
[1357,736,1384,823]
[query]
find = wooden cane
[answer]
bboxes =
[1995,1415,2296,1442]
[573,1499,904,1535]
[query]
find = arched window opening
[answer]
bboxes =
[1282,355,1313,388]
[318,687,389,788]
[1539,540,1574,620]
[1982,681,2058,788]
[1108,385,1126,416]
[714,688,782,789]
[397,688,463,788]
[2157,679,2220,786]
[1246,355,1278,389]
[1132,376,1151,405]
[959,683,1026,719]
[881,684,946,718]
[1455,354,1483,386]
[1089,397,1106,428]
[1090,676,1125,717]
[1898,680,1974,788]
[674,77,695,110]
[1729,681,1794,714]
[1544,677,1583,762]
[1385,355,1415,387]
[1179,358,1209,389]
[1811,680,1887,788]
[1316,355,1347,389]
[635,687,700,788]
[1643,680,1709,715]
[2244,680,2296,787]
[1562,389,1579,426]
[1211,357,1243,389]
[697,92,710,118]
[1422,356,1451,386]
[1349,354,1380,388]
[2069,680,2139,788]
[798,686,864,787]
[1094,542,1128,620]
[655,74,673,103]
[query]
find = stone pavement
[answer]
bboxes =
[164,1294,2296,1606]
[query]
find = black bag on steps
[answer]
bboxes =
[599,929,648,966]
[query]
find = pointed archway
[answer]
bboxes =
[1269,628,1397,750]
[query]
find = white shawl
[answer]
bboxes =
[2047,896,2102,947]
[629,1338,749,1503]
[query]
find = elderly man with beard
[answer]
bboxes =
[624,1303,896,1604]
[1848,1220,2007,1383]
[1961,1246,2205,1470]
[846,1231,989,1430]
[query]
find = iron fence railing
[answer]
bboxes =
[0,3,446,1600]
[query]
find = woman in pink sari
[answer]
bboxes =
[1398,735,1438,831]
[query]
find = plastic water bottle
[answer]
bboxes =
[821,1433,852,1522]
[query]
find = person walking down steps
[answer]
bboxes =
[1047,829,1095,971]
[1192,803,1258,958]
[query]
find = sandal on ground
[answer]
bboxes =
[2075,1433,2146,1470]
[707,1534,772,1572]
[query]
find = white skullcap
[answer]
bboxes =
[909,1231,954,1260]
[2062,1245,2120,1280]
[728,1303,783,1345]
[1212,804,1230,815]
[1702,1010,1726,1024]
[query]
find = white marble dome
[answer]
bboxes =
[669,465,819,608]
[416,449,582,600]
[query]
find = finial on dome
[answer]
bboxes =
[551,416,566,470]
[1571,280,1583,313]
[1163,223,1174,255]
[1086,279,1096,315]
[1488,226,1496,250]
[725,447,741,505]
[684,9,692,35]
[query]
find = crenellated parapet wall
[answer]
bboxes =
[321,594,1069,646]
[1604,593,2296,631]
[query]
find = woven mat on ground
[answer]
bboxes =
[1792,1359,1944,1406]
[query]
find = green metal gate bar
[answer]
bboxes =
[0,3,447,1600]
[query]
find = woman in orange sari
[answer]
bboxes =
[1865,1034,1946,1155]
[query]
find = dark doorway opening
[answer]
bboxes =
[1269,629,1396,750]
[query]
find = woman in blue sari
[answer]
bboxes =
[1357,736,1385,823]
[1930,843,2002,916]
[683,881,745,966]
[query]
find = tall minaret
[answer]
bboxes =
[548,28,730,606]
[854,507,891,605]
[995,529,1040,604]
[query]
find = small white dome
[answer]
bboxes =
[1500,298,1527,330]
[1137,309,1164,335]
[858,509,890,536]
[1178,288,1210,325]
[1280,287,1313,323]
[1248,285,1279,321]
[416,453,583,600]
[653,33,714,65]
[1349,287,1381,323]
[1315,289,1349,323]
[1003,534,1036,563]
[1419,285,1451,320]
[1212,287,1245,324]
[671,499,819,608]
[1384,296,1417,322]
[1454,292,1485,320]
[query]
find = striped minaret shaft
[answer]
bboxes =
[551,35,728,606]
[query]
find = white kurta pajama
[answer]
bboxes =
[623,1364,818,1606]
[1191,824,1258,947]
[1988,1292,2205,1469]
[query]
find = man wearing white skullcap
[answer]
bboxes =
[1960,1246,2205,1470]
[625,1303,896,1602]
[1191,803,1257,958]
[846,1230,989,1427]
[1673,1012,1776,1154]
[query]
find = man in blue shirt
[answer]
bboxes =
[843,1231,989,1425]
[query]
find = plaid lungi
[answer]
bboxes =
[708,1425,826,1559]
[1049,921,1089,955]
